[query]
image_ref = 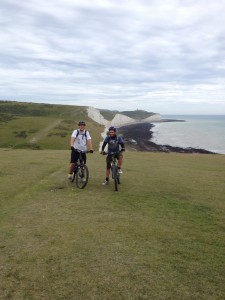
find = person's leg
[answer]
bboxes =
[82,153,87,164]
[102,155,111,185]
[118,154,123,168]
[69,163,75,174]
[117,153,123,173]
[105,167,110,178]
[68,150,79,179]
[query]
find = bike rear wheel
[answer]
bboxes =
[112,165,118,191]
[76,165,89,189]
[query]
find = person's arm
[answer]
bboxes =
[87,139,93,152]
[70,130,77,149]
[101,141,107,151]
[70,136,75,149]
[119,137,125,151]
[86,131,93,152]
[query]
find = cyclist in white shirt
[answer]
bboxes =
[68,121,93,180]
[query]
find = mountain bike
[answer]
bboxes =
[71,150,89,189]
[110,151,121,191]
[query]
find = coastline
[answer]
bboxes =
[119,122,216,154]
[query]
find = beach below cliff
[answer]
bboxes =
[119,122,215,154]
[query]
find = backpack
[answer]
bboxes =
[76,129,87,140]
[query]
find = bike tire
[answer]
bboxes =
[117,173,120,185]
[112,165,118,191]
[76,165,89,189]
[111,166,114,179]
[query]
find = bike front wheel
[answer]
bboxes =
[76,165,89,189]
[112,165,119,191]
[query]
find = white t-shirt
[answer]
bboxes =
[71,129,91,151]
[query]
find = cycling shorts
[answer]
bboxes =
[70,149,86,164]
[106,153,122,169]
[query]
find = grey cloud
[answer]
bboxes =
[0,0,225,114]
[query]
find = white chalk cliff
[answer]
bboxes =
[87,106,161,151]
[142,113,161,122]
[87,106,108,125]
[87,106,161,127]
[110,113,136,126]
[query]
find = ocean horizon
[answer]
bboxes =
[151,115,225,154]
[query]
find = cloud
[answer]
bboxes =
[0,0,225,113]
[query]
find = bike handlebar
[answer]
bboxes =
[71,148,93,154]
[101,150,123,155]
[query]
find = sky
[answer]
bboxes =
[1,0,225,115]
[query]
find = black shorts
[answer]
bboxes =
[70,149,86,164]
[106,153,122,169]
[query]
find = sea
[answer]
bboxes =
[151,115,225,154]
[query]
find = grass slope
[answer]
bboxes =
[0,149,225,299]
[99,109,119,121]
[0,101,103,150]
[98,109,156,121]
[121,109,156,120]
[0,101,157,151]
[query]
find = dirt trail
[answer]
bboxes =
[29,119,62,144]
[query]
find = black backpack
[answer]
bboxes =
[76,129,87,140]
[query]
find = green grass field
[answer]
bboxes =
[0,101,104,150]
[0,149,225,299]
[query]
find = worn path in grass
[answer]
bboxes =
[29,119,62,144]
[0,149,225,299]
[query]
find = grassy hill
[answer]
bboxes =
[0,101,103,150]
[0,101,158,150]
[1,101,224,299]
[99,109,119,121]
[121,109,156,120]
[99,108,157,121]
[0,149,225,299]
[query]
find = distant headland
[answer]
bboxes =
[87,107,215,154]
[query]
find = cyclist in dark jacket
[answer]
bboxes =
[101,126,125,185]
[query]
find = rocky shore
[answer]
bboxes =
[119,123,215,154]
